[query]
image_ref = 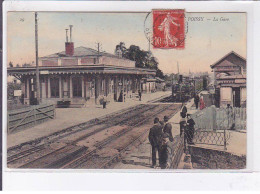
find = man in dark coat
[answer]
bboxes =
[187,114,195,144]
[138,90,142,101]
[181,105,188,118]
[149,117,163,168]
[160,116,174,169]
[162,116,173,142]
[118,90,123,102]
[180,112,186,137]
[194,94,200,109]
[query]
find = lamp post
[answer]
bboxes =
[35,12,40,105]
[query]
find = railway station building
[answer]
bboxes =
[211,51,246,107]
[8,36,156,106]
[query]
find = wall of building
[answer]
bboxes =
[101,56,135,68]
[220,87,232,107]
[40,55,135,68]
[41,58,58,66]
[22,73,142,106]
[142,82,156,93]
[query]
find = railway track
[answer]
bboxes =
[100,105,181,169]
[7,104,158,165]
[59,104,180,169]
[8,104,148,153]
[8,103,181,169]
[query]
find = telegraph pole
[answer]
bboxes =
[96,42,102,63]
[148,37,151,52]
[35,12,40,105]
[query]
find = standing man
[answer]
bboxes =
[187,114,195,144]
[138,90,142,101]
[161,116,174,168]
[162,116,173,142]
[149,117,163,168]
[118,90,123,102]
[181,104,188,118]
[179,112,186,137]
[194,94,200,109]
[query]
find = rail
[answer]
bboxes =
[7,104,56,133]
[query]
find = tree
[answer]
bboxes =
[115,43,165,79]
[115,42,127,57]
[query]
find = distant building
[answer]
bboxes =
[155,77,166,91]
[211,51,246,107]
[7,27,155,106]
[141,77,156,93]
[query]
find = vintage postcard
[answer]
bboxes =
[5,8,247,171]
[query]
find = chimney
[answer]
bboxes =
[69,25,73,42]
[65,25,74,56]
[65,29,69,43]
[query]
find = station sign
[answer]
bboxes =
[40,70,49,74]
[235,79,246,84]
[14,90,22,96]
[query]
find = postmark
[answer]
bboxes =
[152,9,185,49]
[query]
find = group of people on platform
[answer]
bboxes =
[148,115,173,169]
[194,93,206,110]
[148,105,196,169]
[179,105,196,145]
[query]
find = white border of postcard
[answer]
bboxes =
[2,0,260,190]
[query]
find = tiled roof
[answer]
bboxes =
[42,46,116,58]
[210,51,246,69]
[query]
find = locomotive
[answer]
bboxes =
[171,75,195,102]
[172,82,195,102]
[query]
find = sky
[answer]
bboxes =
[7,12,246,74]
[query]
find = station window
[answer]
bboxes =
[72,77,82,97]
[50,77,60,98]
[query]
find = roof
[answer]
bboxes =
[7,65,156,76]
[210,51,246,69]
[42,46,125,59]
[155,77,165,82]
[217,74,246,79]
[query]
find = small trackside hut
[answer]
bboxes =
[7,26,156,107]
[211,51,246,108]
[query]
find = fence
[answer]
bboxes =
[7,104,56,133]
[189,105,246,150]
[191,106,246,131]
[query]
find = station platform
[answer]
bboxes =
[114,93,246,169]
[114,98,196,169]
[7,91,171,148]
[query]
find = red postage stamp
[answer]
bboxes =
[153,9,185,49]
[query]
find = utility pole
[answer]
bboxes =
[96,42,102,64]
[35,12,40,105]
[97,42,100,63]
[65,29,69,42]
[148,37,151,52]
[69,25,73,42]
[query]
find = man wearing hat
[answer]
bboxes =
[187,114,195,144]
[148,117,164,168]
[160,115,174,169]
[162,116,173,142]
